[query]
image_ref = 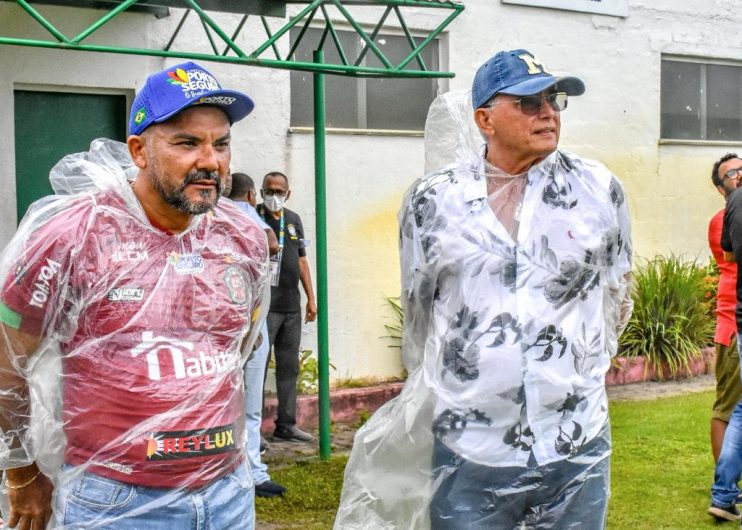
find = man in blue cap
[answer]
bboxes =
[0,62,267,529]
[336,49,633,528]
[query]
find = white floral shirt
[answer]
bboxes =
[400,149,632,467]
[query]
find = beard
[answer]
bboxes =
[151,167,222,215]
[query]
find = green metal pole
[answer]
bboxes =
[313,50,331,460]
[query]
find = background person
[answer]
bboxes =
[228,172,286,498]
[708,154,742,464]
[257,172,317,443]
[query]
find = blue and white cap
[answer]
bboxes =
[129,61,255,135]
[472,49,585,109]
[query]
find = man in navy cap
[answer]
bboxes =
[336,49,633,528]
[0,62,267,529]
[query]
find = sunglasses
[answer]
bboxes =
[487,92,569,116]
[262,189,288,197]
[723,167,742,181]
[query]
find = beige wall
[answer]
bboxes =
[1,0,742,381]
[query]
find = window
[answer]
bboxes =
[290,27,441,131]
[661,58,742,141]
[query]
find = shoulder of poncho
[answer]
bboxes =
[557,150,616,188]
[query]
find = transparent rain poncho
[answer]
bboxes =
[335,91,633,529]
[0,139,269,527]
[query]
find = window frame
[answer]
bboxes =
[288,23,448,134]
[660,55,742,146]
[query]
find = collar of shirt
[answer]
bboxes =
[462,148,558,208]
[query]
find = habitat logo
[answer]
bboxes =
[166,67,220,99]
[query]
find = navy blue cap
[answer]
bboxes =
[472,49,585,109]
[129,61,255,135]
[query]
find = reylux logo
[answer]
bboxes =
[131,332,238,381]
[28,258,61,308]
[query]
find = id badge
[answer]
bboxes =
[269,250,282,287]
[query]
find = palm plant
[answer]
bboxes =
[618,255,715,379]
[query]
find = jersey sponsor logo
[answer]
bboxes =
[223,266,249,305]
[130,332,239,381]
[168,252,205,275]
[112,241,149,263]
[28,258,62,309]
[107,288,145,302]
[145,424,236,460]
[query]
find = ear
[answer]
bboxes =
[474,108,496,138]
[127,135,148,169]
[717,185,728,199]
[285,190,291,202]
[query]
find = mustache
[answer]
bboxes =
[183,170,220,185]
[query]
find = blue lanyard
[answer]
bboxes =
[277,210,285,250]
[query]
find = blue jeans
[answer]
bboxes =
[54,462,254,529]
[245,323,270,484]
[711,333,742,507]
[430,421,611,529]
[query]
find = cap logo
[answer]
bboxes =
[518,54,551,75]
[133,107,147,125]
[166,67,220,99]
[197,96,236,106]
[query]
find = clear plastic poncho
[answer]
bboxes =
[0,139,269,528]
[335,91,634,529]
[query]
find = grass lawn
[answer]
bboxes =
[257,391,721,529]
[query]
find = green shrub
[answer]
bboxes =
[383,296,403,349]
[618,255,714,379]
[296,349,336,395]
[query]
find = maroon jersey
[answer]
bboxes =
[1,189,268,488]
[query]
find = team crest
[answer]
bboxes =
[223,266,249,305]
[287,224,297,238]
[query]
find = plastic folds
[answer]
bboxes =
[0,139,269,527]
[335,91,633,529]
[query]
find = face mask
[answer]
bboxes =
[264,195,285,212]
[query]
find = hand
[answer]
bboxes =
[6,464,54,530]
[305,300,317,323]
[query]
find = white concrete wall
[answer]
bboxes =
[1,0,742,382]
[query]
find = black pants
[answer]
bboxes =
[430,422,611,530]
[266,311,302,429]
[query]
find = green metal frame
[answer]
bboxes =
[0,0,463,77]
[0,0,463,460]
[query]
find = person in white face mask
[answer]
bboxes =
[257,172,317,443]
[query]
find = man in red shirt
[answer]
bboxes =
[0,62,268,529]
[709,153,742,463]
[708,153,742,521]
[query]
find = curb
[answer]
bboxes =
[262,383,405,433]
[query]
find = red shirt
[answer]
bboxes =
[1,189,267,488]
[709,208,737,345]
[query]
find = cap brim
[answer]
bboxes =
[499,75,585,97]
[155,89,255,127]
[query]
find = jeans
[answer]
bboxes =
[712,333,742,507]
[245,323,270,484]
[54,462,254,529]
[266,311,302,428]
[430,421,611,529]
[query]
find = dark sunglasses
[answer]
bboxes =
[262,189,288,197]
[487,92,568,116]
